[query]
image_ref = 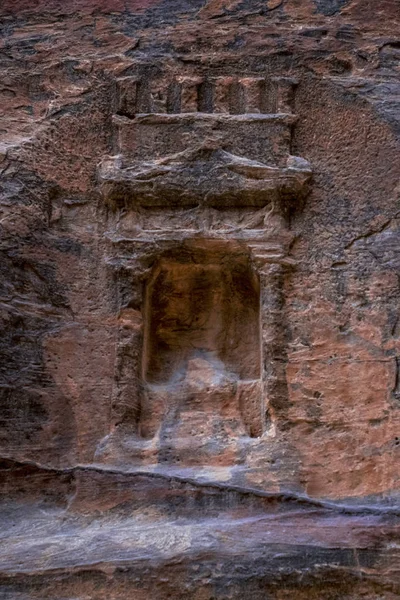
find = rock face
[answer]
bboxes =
[0,1,400,598]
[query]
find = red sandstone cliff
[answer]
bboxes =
[0,1,399,598]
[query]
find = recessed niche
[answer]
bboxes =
[142,243,261,385]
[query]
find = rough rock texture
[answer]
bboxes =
[0,0,400,598]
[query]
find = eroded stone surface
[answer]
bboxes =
[0,0,400,597]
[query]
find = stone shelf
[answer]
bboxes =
[99,149,311,209]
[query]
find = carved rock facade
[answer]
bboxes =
[0,1,400,599]
[96,71,312,472]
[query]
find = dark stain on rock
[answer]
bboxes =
[313,0,351,17]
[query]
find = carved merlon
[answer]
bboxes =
[99,74,312,209]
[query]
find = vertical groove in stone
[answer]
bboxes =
[116,76,138,117]
[136,79,153,113]
[167,80,182,113]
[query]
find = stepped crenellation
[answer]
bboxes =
[116,74,297,117]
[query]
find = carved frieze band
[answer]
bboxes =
[116,75,297,117]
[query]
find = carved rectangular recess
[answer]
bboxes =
[107,235,294,447]
[142,243,261,385]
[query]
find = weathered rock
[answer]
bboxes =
[0,0,399,598]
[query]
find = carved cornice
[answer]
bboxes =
[99,147,312,209]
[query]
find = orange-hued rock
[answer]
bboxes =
[0,0,399,598]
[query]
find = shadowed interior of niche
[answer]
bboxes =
[142,243,261,385]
